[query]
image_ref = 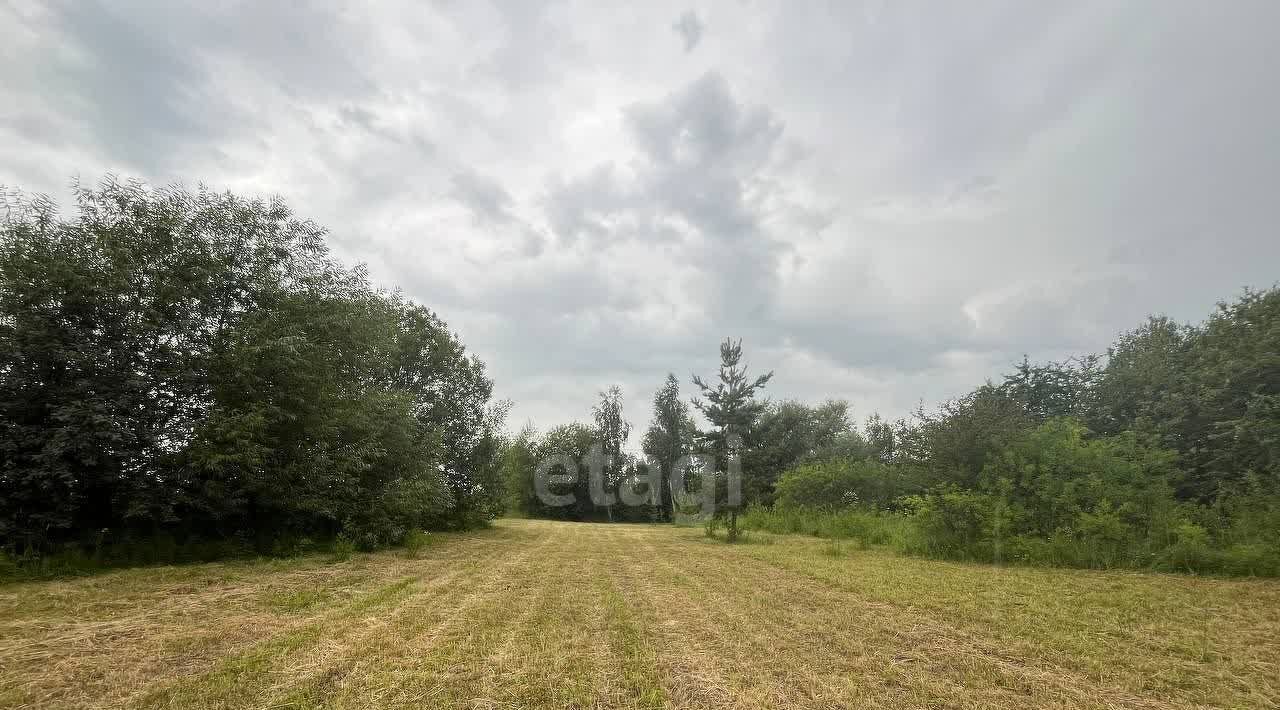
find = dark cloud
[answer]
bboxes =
[451,170,515,224]
[672,11,704,52]
[23,3,231,172]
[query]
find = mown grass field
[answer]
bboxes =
[2,519,1278,709]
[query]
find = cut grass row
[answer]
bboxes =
[1,519,1277,708]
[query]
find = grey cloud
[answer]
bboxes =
[624,73,781,174]
[623,73,790,319]
[451,170,515,224]
[542,73,792,323]
[672,11,704,52]
[544,164,630,244]
[471,3,582,89]
[963,272,1149,354]
[16,3,230,172]
[5,2,381,176]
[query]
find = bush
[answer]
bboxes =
[403,530,432,559]
[901,489,999,561]
[774,459,916,510]
[1157,523,1218,574]
[1220,543,1280,577]
[739,504,909,547]
[330,534,357,563]
[703,517,721,538]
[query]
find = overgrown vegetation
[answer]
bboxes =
[0,180,506,577]
[3,177,1277,579]
[505,289,1280,577]
[738,289,1280,575]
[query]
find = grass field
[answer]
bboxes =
[2,519,1278,709]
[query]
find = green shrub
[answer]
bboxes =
[1220,543,1280,577]
[703,517,721,538]
[1158,523,1218,574]
[1072,507,1133,569]
[902,489,998,561]
[739,504,909,547]
[330,534,357,563]
[774,459,916,510]
[403,530,432,559]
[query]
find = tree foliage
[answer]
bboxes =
[0,180,501,560]
[640,374,694,522]
[691,338,772,540]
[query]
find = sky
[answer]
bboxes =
[3,1,1279,441]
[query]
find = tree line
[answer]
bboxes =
[3,178,1276,578]
[1,180,505,570]
[502,291,1280,575]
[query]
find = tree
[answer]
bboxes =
[499,424,541,516]
[591,385,631,521]
[641,374,693,521]
[535,423,598,520]
[1089,316,1192,439]
[901,385,1032,490]
[863,413,895,463]
[774,459,912,511]
[743,400,857,506]
[1000,355,1102,422]
[691,338,772,541]
[0,179,500,559]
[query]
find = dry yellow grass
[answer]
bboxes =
[1,519,1277,709]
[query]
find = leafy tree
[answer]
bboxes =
[1089,291,1280,501]
[499,424,541,516]
[907,419,1181,568]
[743,400,857,505]
[1088,316,1193,441]
[591,385,631,521]
[1000,355,1102,422]
[640,374,694,521]
[1185,289,1280,498]
[0,180,327,549]
[862,413,896,464]
[0,179,500,560]
[901,385,1032,490]
[535,423,599,520]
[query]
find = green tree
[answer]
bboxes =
[0,179,499,559]
[902,385,1032,490]
[535,423,598,520]
[641,374,695,522]
[591,385,631,521]
[1000,355,1102,422]
[691,338,772,541]
[774,459,912,511]
[499,424,541,516]
[743,400,857,505]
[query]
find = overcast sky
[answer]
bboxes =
[3,1,1278,440]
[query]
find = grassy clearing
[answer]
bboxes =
[1,520,1277,709]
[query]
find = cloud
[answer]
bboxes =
[451,170,515,224]
[672,11,705,52]
[3,0,1279,442]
